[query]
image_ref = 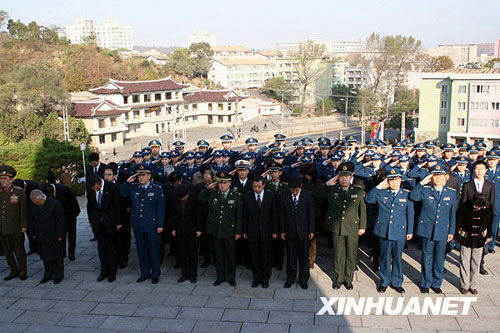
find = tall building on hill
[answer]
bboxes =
[494,39,500,58]
[63,19,133,51]
[428,44,477,67]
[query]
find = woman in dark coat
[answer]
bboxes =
[456,196,493,295]
[29,189,65,284]
[170,184,201,283]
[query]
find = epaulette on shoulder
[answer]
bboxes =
[423,185,431,188]
[282,182,289,186]
[446,187,456,192]
[402,189,410,192]
[12,186,23,191]
[353,185,364,190]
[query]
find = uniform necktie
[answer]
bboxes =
[94,166,97,174]
[293,195,298,207]
[437,190,441,199]
[392,191,397,200]
[97,190,103,207]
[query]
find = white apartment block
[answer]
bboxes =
[63,19,133,51]
[209,58,275,89]
[273,40,364,56]
[71,78,245,149]
[212,46,261,59]
[428,44,477,67]
[188,31,216,47]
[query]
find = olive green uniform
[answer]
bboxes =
[0,185,28,278]
[314,183,366,284]
[198,188,242,282]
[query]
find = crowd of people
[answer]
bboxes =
[0,133,498,295]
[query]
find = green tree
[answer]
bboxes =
[387,87,419,129]
[0,10,9,29]
[425,55,454,71]
[260,77,293,103]
[330,84,359,116]
[189,42,213,78]
[168,48,194,78]
[290,40,326,113]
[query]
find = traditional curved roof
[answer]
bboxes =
[89,77,190,94]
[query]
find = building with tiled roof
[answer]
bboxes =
[72,79,246,149]
[209,58,275,89]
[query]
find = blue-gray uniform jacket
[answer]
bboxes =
[409,184,456,241]
[176,164,199,183]
[485,166,500,216]
[365,187,414,241]
[452,170,471,190]
[119,182,165,233]
[407,165,430,183]
[354,164,378,179]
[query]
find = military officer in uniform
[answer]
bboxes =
[365,167,414,293]
[121,165,165,284]
[410,164,456,294]
[314,162,366,290]
[198,172,242,286]
[0,165,28,280]
[149,139,162,161]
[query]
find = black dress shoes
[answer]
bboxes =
[151,277,159,284]
[97,275,106,282]
[262,282,269,288]
[332,282,341,289]
[344,282,353,290]
[40,277,51,284]
[377,285,387,293]
[392,286,405,293]
[480,267,488,275]
[178,277,188,283]
[108,276,116,283]
[251,281,259,288]
[420,287,429,293]
[90,237,97,241]
[300,283,308,289]
[19,275,27,281]
[189,277,197,283]
[68,254,75,261]
[431,287,442,294]
[213,279,225,286]
[228,281,236,287]
[284,281,293,288]
[4,273,18,281]
[53,278,62,284]
[137,275,151,283]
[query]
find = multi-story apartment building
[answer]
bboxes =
[63,19,133,51]
[212,46,258,59]
[415,69,500,147]
[209,58,275,89]
[71,77,244,149]
[428,44,477,67]
[273,40,363,56]
[494,38,500,59]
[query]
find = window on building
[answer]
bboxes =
[132,95,139,103]
[456,118,465,126]
[218,103,223,111]
[98,119,106,128]
[228,103,232,111]
[473,85,490,93]
[99,135,106,144]
[123,96,129,104]
[491,102,500,110]
[440,101,448,109]
[208,115,213,124]
[111,133,117,142]
[228,115,232,122]
[193,116,198,122]
[490,119,500,127]
[440,116,447,125]
[143,94,151,102]
[192,104,197,111]
[441,85,448,94]
[457,85,467,93]
[184,104,189,111]
[166,92,172,100]
[218,116,224,123]
[208,103,213,111]
[457,102,466,110]
[155,93,162,101]
[133,110,140,119]
[111,117,118,127]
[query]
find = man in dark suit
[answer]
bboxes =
[86,152,107,241]
[243,175,279,288]
[41,183,80,261]
[87,175,121,282]
[279,176,315,289]
[12,179,39,255]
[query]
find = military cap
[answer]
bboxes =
[392,141,406,149]
[241,152,255,160]
[133,151,143,157]
[329,151,344,161]
[386,167,402,178]
[245,137,258,145]
[318,141,331,148]
[148,139,161,147]
[269,162,283,171]
[304,148,315,155]
[414,143,426,150]
[268,142,281,150]
[341,141,353,149]
[215,172,231,182]
[235,160,251,169]
[141,147,151,155]
[366,139,378,147]
[378,139,387,147]
[197,140,209,147]
[441,143,456,151]
[301,155,313,163]
[391,150,402,157]
[336,162,355,175]
[294,140,306,148]
[302,137,313,144]
[477,141,487,149]
[170,150,180,157]
[212,150,223,157]
[430,164,446,174]
[425,140,437,148]
[194,151,204,159]
[365,149,375,156]
[274,133,286,141]
[333,139,343,147]
[220,134,233,142]
[467,145,479,153]
[491,144,500,151]
[273,152,285,159]
[455,156,469,164]
[345,135,357,143]
[371,153,382,160]
[0,165,16,178]
[317,136,329,142]
[457,142,470,150]
[486,150,499,159]
[399,155,410,162]
[173,140,185,148]
[403,138,414,146]
[426,154,438,162]
[185,152,195,159]
[136,164,152,174]
[160,152,170,159]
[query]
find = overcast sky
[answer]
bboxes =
[3,0,499,49]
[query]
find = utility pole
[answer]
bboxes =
[401,111,406,141]
[361,101,365,144]
[344,92,349,128]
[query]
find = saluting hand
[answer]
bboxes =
[420,173,433,185]
[127,174,137,183]
[272,234,277,239]
[358,229,366,236]
[207,182,217,190]
[326,175,338,186]
[21,228,27,233]
[243,234,248,239]
[407,234,413,240]
[235,234,241,240]
[378,178,389,189]
[447,234,453,242]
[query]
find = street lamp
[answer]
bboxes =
[310,93,325,137]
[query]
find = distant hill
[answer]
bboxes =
[477,43,493,56]
[133,45,179,54]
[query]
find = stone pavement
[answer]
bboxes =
[0,196,499,332]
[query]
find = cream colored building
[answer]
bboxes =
[63,19,133,51]
[209,58,275,88]
[71,78,244,149]
[428,44,477,67]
